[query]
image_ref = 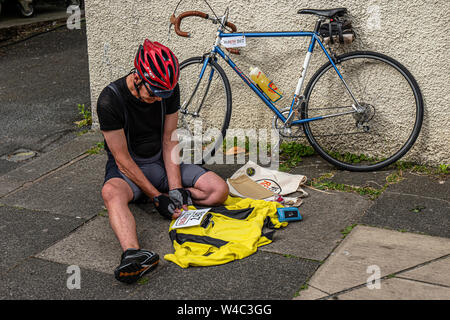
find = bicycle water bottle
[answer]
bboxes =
[249,67,283,102]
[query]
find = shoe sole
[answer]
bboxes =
[115,259,159,284]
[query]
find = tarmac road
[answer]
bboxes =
[0,21,90,175]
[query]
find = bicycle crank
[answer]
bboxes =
[273,107,305,139]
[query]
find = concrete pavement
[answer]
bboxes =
[0,11,90,177]
[2,0,447,302]
[0,130,448,300]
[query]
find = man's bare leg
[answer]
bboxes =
[101,178,139,251]
[186,171,229,206]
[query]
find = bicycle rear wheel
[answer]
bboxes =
[302,51,423,171]
[177,56,232,164]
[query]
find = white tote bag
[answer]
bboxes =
[227,160,308,198]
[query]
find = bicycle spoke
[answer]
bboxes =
[303,52,423,171]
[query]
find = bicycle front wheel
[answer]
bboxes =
[177,56,232,164]
[303,51,424,171]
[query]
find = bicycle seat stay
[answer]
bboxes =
[297,8,347,18]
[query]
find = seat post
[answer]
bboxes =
[313,18,324,33]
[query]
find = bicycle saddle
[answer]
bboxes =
[297,8,347,18]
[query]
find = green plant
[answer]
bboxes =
[328,151,378,164]
[278,141,315,170]
[392,160,416,171]
[293,283,309,298]
[410,205,426,213]
[278,163,291,172]
[75,104,92,128]
[438,164,449,175]
[137,277,149,285]
[310,179,385,200]
[340,224,358,239]
[87,142,105,155]
[386,172,404,184]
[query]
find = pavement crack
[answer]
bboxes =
[318,253,450,300]
[308,284,331,295]
[384,191,450,205]
[0,153,90,199]
[394,276,450,289]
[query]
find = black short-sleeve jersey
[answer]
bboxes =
[97,76,180,158]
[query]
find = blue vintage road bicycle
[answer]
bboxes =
[170,7,423,171]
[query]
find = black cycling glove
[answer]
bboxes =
[153,194,176,219]
[169,188,193,209]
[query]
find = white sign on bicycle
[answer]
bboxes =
[221,35,246,48]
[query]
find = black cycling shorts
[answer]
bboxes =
[104,151,210,202]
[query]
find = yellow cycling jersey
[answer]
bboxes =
[164,196,288,268]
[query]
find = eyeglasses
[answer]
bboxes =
[141,81,156,97]
[142,81,174,98]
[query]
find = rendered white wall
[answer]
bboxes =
[84,0,450,165]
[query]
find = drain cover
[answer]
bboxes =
[1,149,38,162]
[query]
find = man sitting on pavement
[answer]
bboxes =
[96,39,229,284]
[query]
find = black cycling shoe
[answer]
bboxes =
[114,248,159,284]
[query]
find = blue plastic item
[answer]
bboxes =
[277,207,302,222]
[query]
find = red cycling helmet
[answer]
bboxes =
[134,39,179,98]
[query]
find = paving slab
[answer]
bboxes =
[0,131,102,197]
[385,173,449,202]
[333,277,450,300]
[260,188,372,261]
[361,192,450,238]
[307,225,450,295]
[0,205,84,274]
[1,153,106,219]
[398,257,450,287]
[0,21,91,177]
[37,205,319,299]
[130,251,319,300]
[0,258,135,300]
[289,156,336,180]
[293,286,329,300]
[36,205,175,274]
[0,159,20,178]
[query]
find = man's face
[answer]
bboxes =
[134,74,163,104]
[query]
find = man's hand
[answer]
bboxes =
[169,188,193,211]
[153,194,180,220]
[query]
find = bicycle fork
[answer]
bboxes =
[180,55,216,117]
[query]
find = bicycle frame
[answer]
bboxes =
[195,23,360,126]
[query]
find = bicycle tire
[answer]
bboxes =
[178,56,232,165]
[302,51,424,172]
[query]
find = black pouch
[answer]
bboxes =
[319,18,356,45]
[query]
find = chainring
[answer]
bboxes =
[272,107,305,139]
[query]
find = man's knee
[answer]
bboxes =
[102,179,132,205]
[214,182,229,204]
[205,176,229,205]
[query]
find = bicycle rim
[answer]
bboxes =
[303,51,423,171]
[178,57,232,164]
